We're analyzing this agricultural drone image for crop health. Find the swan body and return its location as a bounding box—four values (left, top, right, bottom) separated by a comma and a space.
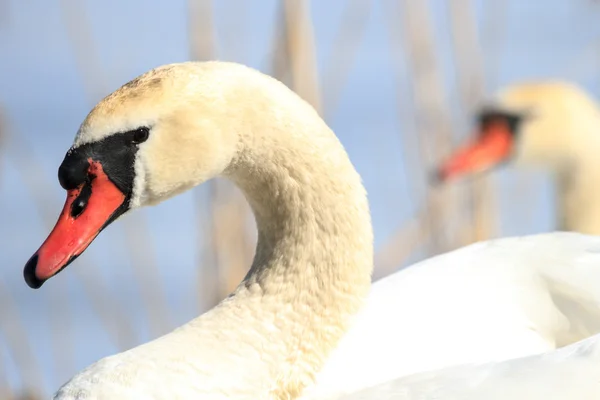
53, 231, 600, 400
304, 231, 600, 398
23, 62, 600, 399
337, 331, 600, 400
438, 81, 600, 234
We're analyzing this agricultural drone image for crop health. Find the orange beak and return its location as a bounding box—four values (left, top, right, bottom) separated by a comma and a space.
436, 120, 514, 182
23, 160, 126, 288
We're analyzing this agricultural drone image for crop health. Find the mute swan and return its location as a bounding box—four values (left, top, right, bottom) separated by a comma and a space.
436, 81, 600, 235
22, 63, 600, 399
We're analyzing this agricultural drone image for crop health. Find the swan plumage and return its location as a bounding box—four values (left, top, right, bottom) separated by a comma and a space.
21, 62, 600, 399
306, 231, 600, 398
338, 329, 600, 399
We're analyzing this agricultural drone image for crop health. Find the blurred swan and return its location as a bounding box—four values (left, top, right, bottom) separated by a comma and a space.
437, 81, 600, 235
22, 62, 600, 399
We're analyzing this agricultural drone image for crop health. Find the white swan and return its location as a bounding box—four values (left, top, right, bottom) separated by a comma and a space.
23, 62, 600, 399
437, 81, 600, 234
338, 323, 600, 399
305, 231, 600, 399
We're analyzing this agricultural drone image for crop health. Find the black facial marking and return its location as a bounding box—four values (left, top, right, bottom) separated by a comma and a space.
476, 108, 526, 138
58, 127, 150, 201
58, 149, 89, 191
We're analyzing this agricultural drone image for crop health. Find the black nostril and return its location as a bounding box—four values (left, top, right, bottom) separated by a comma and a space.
71, 197, 86, 218
23, 254, 44, 289
71, 181, 93, 218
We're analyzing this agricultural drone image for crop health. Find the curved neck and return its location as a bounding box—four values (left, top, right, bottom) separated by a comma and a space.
557, 157, 600, 235
518, 96, 600, 235
229, 120, 373, 397
163, 113, 373, 398
551, 108, 600, 235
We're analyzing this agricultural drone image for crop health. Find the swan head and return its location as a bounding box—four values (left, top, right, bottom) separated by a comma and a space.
435, 81, 599, 182
23, 62, 260, 289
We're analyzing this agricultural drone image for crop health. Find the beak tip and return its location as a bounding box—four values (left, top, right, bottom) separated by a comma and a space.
23, 254, 45, 289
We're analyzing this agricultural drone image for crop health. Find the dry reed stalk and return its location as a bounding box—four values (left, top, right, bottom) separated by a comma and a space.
194, 185, 255, 308
374, 194, 483, 279
59, 0, 172, 338
0, 106, 76, 380
0, 106, 3, 184
188, 0, 255, 302
195, 181, 252, 308
0, 112, 16, 400
377, 0, 434, 275
447, 0, 496, 244
187, 0, 324, 305
402, 0, 460, 254
188, 0, 217, 62
11, 391, 43, 400
198, 181, 222, 309
0, 278, 44, 394
2, 118, 137, 353
236, 196, 256, 280
373, 207, 428, 280
274, 0, 322, 114
270, 0, 292, 85
187, 0, 224, 310
192, 0, 324, 304
321, 0, 373, 118
480, 0, 508, 92
211, 182, 254, 298
1, 111, 45, 400
57, 0, 107, 102
0, 348, 10, 400
191, 49, 255, 303
195, 0, 254, 300
0, 389, 11, 400
121, 216, 173, 335
381, 0, 458, 260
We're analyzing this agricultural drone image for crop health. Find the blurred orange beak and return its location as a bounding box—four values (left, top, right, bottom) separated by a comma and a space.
436, 121, 514, 182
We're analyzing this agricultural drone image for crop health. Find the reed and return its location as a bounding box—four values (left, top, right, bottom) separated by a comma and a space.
321, 0, 373, 119
271, 0, 322, 114
187, 0, 225, 310
447, 0, 496, 244
0, 277, 43, 396
0, 111, 71, 387
378, 0, 457, 269
58, 0, 172, 340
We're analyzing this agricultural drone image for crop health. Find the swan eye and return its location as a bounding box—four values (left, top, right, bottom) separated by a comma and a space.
131, 127, 150, 144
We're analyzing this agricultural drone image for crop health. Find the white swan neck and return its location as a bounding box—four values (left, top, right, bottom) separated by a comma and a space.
550, 109, 600, 234
175, 94, 373, 397
557, 156, 600, 235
